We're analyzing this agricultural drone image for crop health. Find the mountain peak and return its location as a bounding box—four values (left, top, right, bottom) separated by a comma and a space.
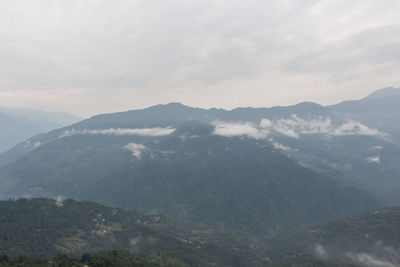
146, 102, 195, 112
365, 87, 400, 99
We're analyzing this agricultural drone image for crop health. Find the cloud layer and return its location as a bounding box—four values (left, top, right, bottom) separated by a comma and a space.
264, 115, 387, 139
213, 116, 387, 140
0, 0, 399, 115
60, 127, 175, 137
213, 122, 269, 139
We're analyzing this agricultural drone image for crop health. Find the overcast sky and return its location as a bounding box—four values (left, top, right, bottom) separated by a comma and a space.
0, 0, 399, 116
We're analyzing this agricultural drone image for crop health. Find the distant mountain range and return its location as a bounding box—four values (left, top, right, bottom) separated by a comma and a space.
1, 87, 399, 237
0, 88, 400, 266
0, 107, 81, 153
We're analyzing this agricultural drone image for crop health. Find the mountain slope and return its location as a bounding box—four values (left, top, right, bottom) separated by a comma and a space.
265, 206, 400, 266
0, 198, 264, 266
0, 112, 45, 153
330, 87, 400, 145
0, 121, 381, 235
0, 108, 81, 154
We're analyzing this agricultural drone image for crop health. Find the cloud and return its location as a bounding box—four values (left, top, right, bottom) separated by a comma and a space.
124, 143, 147, 159
268, 117, 302, 138
261, 115, 387, 139
367, 156, 381, 165
60, 127, 175, 137
272, 142, 292, 152
345, 244, 400, 267
213, 121, 269, 139
269, 138, 296, 152
314, 244, 328, 258
212, 116, 387, 142
0, 1, 400, 115
346, 252, 397, 267
333, 121, 387, 138
55, 196, 64, 207
23, 140, 41, 149
260, 118, 272, 128
314, 242, 400, 267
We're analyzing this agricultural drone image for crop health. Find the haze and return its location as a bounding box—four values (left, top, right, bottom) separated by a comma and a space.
0, 0, 399, 117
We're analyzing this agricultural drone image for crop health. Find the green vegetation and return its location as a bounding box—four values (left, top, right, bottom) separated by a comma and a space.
0, 122, 380, 235
264, 207, 400, 263
0, 198, 264, 266
266, 254, 360, 267
0, 251, 158, 267
0, 198, 400, 266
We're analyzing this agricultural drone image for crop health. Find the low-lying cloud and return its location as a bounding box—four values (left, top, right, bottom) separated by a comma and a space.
314, 242, 400, 267
23, 140, 42, 149
213, 121, 269, 139
269, 138, 296, 152
346, 252, 397, 267
60, 127, 175, 137
367, 156, 381, 165
124, 143, 147, 159
314, 244, 328, 258
212, 116, 387, 141
262, 115, 387, 139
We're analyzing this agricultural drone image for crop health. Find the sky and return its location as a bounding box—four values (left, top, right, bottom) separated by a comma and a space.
0, 0, 399, 117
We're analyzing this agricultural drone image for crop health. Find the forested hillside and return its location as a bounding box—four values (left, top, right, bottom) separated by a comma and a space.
0, 198, 264, 266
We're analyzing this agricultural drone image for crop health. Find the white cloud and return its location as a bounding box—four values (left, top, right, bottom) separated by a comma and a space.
314, 241, 400, 267
213, 116, 387, 141
272, 142, 293, 152
55, 196, 64, 207
314, 244, 328, 258
60, 127, 175, 137
261, 115, 387, 139
269, 117, 301, 139
179, 134, 199, 142
269, 138, 295, 152
124, 143, 147, 159
367, 155, 381, 165
260, 118, 272, 128
333, 121, 387, 138
213, 121, 269, 139
347, 243, 400, 267
346, 252, 397, 267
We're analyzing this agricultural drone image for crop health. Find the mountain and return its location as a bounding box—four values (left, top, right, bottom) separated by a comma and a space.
264, 206, 400, 266
0, 112, 45, 153
0, 120, 381, 235
0, 107, 82, 128
0, 198, 264, 266
2, 198, 398, 267
0, 108, 81, 153
1, 87, 399, 232
269, 130, 400, 204
330, 87, 400, 145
